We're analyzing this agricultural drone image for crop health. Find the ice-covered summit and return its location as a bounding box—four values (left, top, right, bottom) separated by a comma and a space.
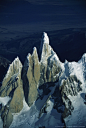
42, 32, 49, 44
40, 32, 50, 59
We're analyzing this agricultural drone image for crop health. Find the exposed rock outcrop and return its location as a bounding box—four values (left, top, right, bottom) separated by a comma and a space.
59, 75, 82, 118
22, 32, 62, 106
0, 57, 24, 113
0, 57, 24, 127
22, 48, 40, 106
1, 106, 13, 128
39, 32, 61, 84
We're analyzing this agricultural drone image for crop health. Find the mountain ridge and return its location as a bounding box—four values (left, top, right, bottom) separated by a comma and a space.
0, 32, 86, 128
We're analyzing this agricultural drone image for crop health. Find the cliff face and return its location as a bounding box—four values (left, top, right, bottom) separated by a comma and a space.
60, 75, 82, 118
0, 32, 85, 128
22, 32, 62, 106
0, 57, 24, 128
0, 57, 24, 112
22, 48, 40, 106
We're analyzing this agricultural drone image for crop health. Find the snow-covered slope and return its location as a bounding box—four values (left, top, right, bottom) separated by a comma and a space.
0, 32, 86, 128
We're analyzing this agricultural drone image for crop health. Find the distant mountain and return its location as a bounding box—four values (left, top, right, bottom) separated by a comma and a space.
0, 32, 86, 128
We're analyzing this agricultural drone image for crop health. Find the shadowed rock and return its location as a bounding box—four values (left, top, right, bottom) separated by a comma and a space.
59, 75, 82, 118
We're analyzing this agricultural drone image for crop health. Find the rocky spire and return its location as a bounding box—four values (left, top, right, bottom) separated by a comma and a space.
0, 57, 24, 128
22, 32, 62, 106
0, 57, 24, 112
22, 47, 40, 106
41, 32, 49, 44
40, 32, 50, 60
39, 32, 61, 85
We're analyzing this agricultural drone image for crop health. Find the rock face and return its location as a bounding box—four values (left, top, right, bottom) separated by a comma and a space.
22, 32, 62, 106
59, 75, 82, 118
22, 48, 40, 106
0, 57, 24, 128
39, 32, 61, 84
0, 57, 24, 113
1, 106, 13, 128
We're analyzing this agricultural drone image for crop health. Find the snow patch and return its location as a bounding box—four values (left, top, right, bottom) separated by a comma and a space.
0, 96, 11, 106
10, 99, 39, 128
46, 99, 54, 113
42, 32, 49, 44
65, 89, 86, 127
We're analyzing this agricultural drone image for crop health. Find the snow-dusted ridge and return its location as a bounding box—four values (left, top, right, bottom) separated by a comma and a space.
0, 32, 86, 128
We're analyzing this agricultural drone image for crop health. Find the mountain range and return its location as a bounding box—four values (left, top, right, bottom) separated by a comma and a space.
0, 32, 86, 128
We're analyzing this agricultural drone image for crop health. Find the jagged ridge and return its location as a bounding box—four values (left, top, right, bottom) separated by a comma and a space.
0, 32, 85, 128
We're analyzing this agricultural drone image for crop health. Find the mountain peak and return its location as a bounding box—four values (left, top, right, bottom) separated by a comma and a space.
0, 32, 86, 128
42, 32, 49, 44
